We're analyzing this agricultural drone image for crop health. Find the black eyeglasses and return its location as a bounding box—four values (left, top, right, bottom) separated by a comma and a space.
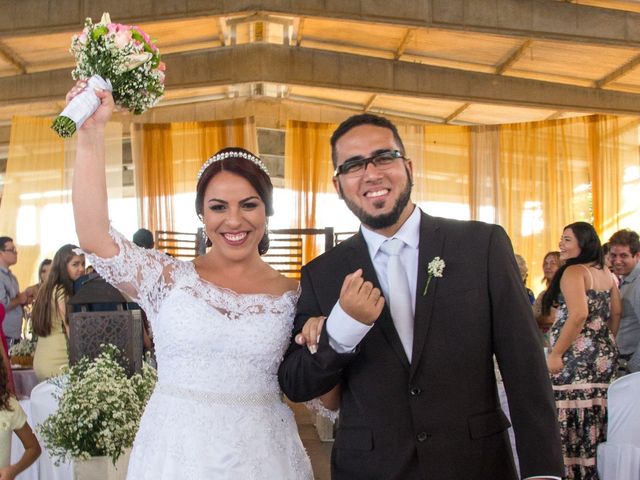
334, 150, 406, 177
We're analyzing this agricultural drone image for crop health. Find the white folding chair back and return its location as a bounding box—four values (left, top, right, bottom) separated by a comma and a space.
597, 372, 640, 480
29, 379, 74, 480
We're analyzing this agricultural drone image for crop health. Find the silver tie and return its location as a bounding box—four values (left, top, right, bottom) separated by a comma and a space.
379, 238, 414, 362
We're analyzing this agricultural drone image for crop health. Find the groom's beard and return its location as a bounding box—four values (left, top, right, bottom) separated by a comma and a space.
339, 171, 413, 230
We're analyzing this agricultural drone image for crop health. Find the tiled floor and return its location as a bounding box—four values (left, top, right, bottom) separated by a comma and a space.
290, 401, 333, 480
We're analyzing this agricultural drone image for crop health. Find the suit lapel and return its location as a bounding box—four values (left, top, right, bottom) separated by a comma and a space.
410, 213, 444, 379
347, 232, 410, 370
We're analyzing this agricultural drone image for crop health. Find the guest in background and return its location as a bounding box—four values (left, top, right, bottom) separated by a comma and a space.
533, 251, 563, 345
608, 229, 640, 374
0, 237, 35, 347
37, 259, 52, 286
31, 245, 85, 381
515, 253, 536, 304
0, 305, 14, 395
542, 222, 620, 479
602, 242, 619, 287
0, 356, 40, 478
132, 228, 154, 249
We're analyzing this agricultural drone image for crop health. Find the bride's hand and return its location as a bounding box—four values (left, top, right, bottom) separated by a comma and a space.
295, 316, 326, 354
65, 80, 114, 131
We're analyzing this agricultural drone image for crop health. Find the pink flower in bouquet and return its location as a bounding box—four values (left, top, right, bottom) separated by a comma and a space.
114, 28, 133, 49
157, 61, 166, 72
74, 29, 89, 45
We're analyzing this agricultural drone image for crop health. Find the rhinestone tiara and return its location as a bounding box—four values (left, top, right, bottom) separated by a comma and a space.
196, 150, 269, 181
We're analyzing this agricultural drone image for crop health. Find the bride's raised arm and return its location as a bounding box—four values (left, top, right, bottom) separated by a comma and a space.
68, 83, 174, 313
70, 82, 119, 258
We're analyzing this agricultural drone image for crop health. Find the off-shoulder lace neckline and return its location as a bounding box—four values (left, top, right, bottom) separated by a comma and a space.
187, 261, 300, 300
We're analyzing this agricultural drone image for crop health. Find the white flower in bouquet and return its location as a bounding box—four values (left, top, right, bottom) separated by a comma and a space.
38, 345, 157, 464
51, 12, 165, 137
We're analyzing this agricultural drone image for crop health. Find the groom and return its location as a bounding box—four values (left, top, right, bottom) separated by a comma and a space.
278, 114, 564, 480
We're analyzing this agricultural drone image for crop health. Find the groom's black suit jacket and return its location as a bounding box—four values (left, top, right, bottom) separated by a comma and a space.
278, 212, 564, 480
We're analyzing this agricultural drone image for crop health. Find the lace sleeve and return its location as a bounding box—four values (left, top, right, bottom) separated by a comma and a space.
304, 398, 339, 422
82, 226, 177, 316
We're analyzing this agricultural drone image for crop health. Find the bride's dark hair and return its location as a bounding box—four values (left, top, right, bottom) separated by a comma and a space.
195, 148, 273, 255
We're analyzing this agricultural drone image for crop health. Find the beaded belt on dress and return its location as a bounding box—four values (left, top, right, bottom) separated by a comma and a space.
155, 383, 283, 406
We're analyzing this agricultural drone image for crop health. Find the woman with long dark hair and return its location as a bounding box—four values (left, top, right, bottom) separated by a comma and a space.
542, 222, 620, 479
31, 244, 85, 381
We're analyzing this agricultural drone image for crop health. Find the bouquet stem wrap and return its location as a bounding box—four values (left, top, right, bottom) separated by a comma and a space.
51, 75, 113, 138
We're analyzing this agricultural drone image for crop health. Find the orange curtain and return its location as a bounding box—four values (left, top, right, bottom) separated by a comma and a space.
284, 120, 336, 263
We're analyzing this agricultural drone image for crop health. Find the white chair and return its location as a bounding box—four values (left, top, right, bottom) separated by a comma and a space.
29, 379, 74, 480
597, 372, 640, 480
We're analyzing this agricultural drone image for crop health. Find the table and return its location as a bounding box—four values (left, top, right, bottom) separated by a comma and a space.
11, 368, 38, 399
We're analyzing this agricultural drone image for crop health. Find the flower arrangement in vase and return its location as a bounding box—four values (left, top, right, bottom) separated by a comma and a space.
38, 344, 156, 466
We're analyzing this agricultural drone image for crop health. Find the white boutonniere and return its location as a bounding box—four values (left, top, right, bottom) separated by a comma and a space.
423, 257, 445, 296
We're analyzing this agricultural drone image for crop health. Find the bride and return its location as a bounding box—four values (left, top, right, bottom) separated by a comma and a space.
68, 83, 326, 479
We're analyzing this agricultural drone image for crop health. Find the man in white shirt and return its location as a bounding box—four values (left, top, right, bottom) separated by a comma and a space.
278, 114, 564, 479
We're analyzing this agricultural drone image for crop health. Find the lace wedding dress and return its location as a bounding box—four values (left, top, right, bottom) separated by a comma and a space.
87, 228, 313, 480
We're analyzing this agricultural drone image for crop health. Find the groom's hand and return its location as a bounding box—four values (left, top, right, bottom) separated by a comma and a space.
339, 269, 385, 325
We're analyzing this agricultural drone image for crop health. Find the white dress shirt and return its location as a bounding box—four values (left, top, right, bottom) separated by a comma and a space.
326, 206, 420, 352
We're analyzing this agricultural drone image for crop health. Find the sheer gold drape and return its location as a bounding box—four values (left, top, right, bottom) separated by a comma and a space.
284, 120, 336, 262
497, 118, 592, 292
1, 117, 122, 286
131, 118, 258, 234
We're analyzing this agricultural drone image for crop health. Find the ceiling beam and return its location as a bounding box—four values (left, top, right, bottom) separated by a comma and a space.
395, 28, 416, 60
594, 53, 640, 88
0, 41, 26, 74
3, 44, 640, 116
495, 40, 532, 75
3, 0, 640, 48
364, 94, 378, 111
445, 103, 471, 123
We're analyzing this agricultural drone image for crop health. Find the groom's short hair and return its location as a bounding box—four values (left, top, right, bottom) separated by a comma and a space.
330, 113, 406, 168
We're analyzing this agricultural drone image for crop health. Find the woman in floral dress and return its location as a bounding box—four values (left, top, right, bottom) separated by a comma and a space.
542, 222, 621, 479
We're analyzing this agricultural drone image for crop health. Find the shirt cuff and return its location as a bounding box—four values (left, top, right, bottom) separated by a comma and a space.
326, 301, 373, 353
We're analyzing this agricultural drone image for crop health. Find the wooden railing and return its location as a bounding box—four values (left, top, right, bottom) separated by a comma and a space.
155, 227, 337, 278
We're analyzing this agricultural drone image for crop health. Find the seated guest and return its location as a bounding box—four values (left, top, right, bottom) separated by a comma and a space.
32, 245, 85, 381
532, 251, 563, 345
0, 356, 40, 478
